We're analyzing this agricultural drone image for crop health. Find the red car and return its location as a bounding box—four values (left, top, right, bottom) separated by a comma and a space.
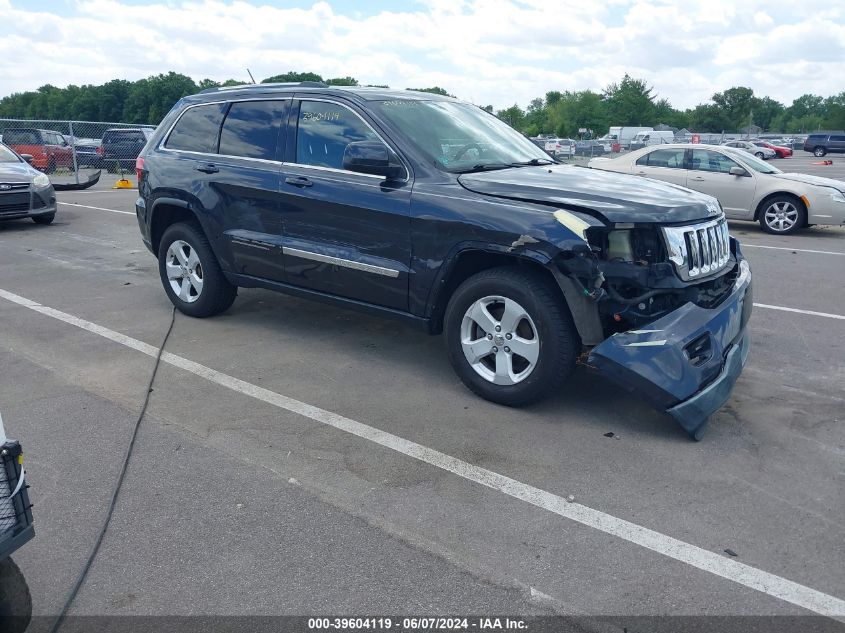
752, 140, 792, 158
2, 127, 74, 172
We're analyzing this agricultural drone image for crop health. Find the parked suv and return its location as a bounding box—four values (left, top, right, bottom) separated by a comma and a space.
100, 127, 154, 172
803, 133, 845, 157
2, 128, 74, 173
136, 83, 753, 439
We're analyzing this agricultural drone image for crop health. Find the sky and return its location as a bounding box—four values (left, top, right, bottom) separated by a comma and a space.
0, 0, 843, 111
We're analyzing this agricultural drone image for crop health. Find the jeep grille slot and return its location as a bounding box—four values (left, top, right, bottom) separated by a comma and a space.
662, 216, 730, 281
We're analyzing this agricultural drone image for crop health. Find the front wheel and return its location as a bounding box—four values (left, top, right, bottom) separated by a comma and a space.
754, 152, 764, 159
759, 196, 806, 235
32, 213, 55, 225
158, 222, 237, 317
444, 267, 579, 406
813, 147, 827, 157
0, 557, 32, 633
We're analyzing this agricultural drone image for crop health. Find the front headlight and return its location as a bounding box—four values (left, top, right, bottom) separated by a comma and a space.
830, 189, 845, 204
32, 173, 50, 189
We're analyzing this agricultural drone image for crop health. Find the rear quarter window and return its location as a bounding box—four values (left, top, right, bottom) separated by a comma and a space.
165, 103, 228, 153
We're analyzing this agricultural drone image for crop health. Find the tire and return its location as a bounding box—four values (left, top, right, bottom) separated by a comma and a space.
0, 557, 32, 633
754, 152, 764, 159
444, 266, 579, 406
32, 213, 55, 225
813, 146, 826, 157
758, 195, 806, 235
158, 222, 237, 317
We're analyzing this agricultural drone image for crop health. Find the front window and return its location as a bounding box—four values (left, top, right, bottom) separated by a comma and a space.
0, 144, 22, 163
295, 100, 380, 170
725, 149, 781, 174
371, 99, 551, 173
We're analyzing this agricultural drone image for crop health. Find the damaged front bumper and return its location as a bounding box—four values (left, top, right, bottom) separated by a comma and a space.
588, 243, 752, 440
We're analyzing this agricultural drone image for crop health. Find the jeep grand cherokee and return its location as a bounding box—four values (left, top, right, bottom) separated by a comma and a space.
135, 83, 753, 440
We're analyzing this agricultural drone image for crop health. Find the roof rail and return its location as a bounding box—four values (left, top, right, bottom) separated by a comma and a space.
199, 81, 328, 94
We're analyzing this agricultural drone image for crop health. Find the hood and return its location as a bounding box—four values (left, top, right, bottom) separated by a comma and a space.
458, 164, 719, 224
0, 162, 37, 181
772, 172, 845, 193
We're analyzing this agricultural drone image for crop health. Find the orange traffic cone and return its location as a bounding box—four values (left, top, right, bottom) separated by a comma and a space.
812, 160, 833, 165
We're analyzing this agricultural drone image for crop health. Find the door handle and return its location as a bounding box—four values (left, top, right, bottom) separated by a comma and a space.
285, 176, 313, 188
195, 163, 218, 174
690, 176, 705, 181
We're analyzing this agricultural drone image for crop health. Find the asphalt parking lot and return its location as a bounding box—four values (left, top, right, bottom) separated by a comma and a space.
1, 153, 844, 629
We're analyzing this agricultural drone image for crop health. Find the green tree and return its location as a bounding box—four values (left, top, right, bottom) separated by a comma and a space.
689, 103, 731, 132
750, 96, 784, 131
711, 86, 756, 130
262, 71, 324, 83
326, 76, 359, 86
602, 74, 656, 125
548, 90, 608, 137
406, 86, 454, 97
496, 104, 525, 128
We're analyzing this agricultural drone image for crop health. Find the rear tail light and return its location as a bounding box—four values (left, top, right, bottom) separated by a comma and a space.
96, 146, 104, 156
136, 156, 146, 183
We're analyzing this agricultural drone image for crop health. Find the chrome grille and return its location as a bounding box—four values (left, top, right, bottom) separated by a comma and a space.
662, 215, 731, 281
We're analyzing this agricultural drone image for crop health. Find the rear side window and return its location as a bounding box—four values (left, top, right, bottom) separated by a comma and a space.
165, 103, 227, 153
219, 100, 287, 160
636, 148, 685, 168
296, 100, 379, 170
830, 135, 845, 142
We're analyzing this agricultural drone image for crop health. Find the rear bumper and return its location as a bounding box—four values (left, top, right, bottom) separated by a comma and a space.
588, 242, 752, 439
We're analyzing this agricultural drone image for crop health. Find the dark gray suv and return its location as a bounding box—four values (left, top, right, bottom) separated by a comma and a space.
803, 132, 845, 157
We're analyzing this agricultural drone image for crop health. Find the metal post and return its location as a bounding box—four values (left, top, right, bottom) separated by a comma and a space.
68, 121, 80, 186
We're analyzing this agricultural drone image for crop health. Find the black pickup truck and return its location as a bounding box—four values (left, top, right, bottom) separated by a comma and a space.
135, 83, 752, 439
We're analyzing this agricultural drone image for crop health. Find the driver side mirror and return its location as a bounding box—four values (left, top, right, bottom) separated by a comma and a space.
342, 141, 404, 180
20, 154, 33, 164
729, 166, 749, 177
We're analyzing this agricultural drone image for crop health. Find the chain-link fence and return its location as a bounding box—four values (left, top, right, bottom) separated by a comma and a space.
0, 118, 156, 188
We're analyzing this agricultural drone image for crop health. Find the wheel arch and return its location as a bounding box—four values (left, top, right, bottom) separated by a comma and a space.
149, 198, 204, 253
753, 191, 807, 225
425, 246, 568, 335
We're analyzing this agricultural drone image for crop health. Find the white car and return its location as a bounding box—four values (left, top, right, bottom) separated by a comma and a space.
722, 140, 776, 160
588, 144, 845, 234
544, 138, 575, 158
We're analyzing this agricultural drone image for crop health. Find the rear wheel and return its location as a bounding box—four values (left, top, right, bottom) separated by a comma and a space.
158, 222, 237, 317
32, 213, 55, 225
759, 195, 805, 235
754, 151, 764, 159
813, 146, 827, 157
444, 267, 579, 406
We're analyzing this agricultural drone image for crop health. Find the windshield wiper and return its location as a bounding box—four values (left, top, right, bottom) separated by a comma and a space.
454, 163, 511, 174
507, 158, 555, 167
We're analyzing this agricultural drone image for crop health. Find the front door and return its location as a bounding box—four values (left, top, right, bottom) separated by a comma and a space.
688, 149, 757, 219
278, 97, 412, 311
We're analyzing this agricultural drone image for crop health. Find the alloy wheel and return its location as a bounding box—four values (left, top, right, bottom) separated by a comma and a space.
764, 201, 799, 233
460, 296, 539, 385
165, 239, 204, 303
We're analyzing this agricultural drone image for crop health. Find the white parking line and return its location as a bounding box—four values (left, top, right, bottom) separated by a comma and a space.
754, 304, 845, 321
57, 201, 135, 216
743, 244, 845, 256
1, 286, 843, 618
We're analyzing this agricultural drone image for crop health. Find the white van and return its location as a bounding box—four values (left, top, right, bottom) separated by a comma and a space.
631, 130, 674, 147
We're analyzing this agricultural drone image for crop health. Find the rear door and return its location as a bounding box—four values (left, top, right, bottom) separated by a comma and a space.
632, 147, 688, 186
829, 134, 845, 153
278, 96, 412, 310
211, 99, 290, 281
688, 149, 756, 219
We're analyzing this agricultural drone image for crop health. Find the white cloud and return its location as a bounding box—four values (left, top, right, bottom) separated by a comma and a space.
0, 0, 842, 112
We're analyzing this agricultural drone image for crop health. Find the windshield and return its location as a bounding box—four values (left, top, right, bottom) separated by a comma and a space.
371, 99, 551, 173
726, 149, 781, 174
0, 144, 22, 163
